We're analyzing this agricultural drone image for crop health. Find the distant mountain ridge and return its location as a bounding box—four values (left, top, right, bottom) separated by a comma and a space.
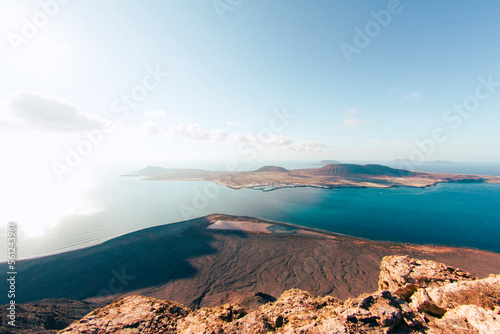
254, 166, 290, 173
315, 159, 341, 165
132, 163, 413, 178
128, 163, 500, 190
132, 166, 167, 174
314, 163, 415, 177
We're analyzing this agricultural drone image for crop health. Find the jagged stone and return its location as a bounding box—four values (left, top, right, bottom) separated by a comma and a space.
222, 312, 271, 334
428, 315, 480, 334
410, 274, 500, 316
59, 295, 189, 334
411, 289, 447, 316
336, 290, 424, 333
431, 305, 500, 334
58, 257, 500, 334
177, 303, 246, 333
448, 305, 500, 334
257, 289, 342, 332
0, 299, 106, 334
378, 255, 477, 301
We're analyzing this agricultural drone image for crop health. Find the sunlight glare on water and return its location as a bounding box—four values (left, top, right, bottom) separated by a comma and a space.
0, 166, 100, 238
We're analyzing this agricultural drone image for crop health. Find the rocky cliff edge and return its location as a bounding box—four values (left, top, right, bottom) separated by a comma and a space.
59, 255, 500, 333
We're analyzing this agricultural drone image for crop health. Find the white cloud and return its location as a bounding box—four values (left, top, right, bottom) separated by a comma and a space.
260, 134, 292, 145
232, 132, 292, 146
144, 110, 167, 119
3, 91, 105, 132
168, 123, 229, 141
288, 140, 325, 152
0, 121, 11, 131
135, 121, 300, 149
226, 121, 241, 127
340, 108, 373, 128
210, 129, 229, 141
400, 92, 421, 100
138, 120, 167, 138
0, 102, 21, 131
233, 132, 253, 143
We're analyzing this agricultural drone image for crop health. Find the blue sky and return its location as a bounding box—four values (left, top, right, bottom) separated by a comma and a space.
1, 0, 500, 179
1, 0, 500, 237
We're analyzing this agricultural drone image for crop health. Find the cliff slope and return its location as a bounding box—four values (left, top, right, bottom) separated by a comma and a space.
59, 256, 500, 333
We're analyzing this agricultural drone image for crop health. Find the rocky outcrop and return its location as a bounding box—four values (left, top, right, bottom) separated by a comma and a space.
0, 299, 106, 334
378, 255, 478, 289
58, 256, 500, 333
411, 274, 500, 316
378, 255, 477, 300
434, 305, 500, 333
59, 296, 189, 334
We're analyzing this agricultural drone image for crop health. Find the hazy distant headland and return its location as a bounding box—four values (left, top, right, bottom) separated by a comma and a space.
128, 163, 500, 191
311, 159, 342, 165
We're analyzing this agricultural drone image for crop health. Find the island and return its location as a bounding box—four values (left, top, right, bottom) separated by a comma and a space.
128, 163, 500, 191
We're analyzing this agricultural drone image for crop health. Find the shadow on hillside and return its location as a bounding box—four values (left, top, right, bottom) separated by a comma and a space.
5, 217, 247, 304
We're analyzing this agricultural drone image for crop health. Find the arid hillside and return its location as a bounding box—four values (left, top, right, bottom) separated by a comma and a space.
131, 164, 500, 190
59, 256, 500, 333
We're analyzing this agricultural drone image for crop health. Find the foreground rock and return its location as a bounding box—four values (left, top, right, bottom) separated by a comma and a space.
378, 255, 478, 300
0, 299, 106, 334
59, 256, 500, 333
433, 305, 500, 333
411, 274, 500, 317
59, 296, 189, 334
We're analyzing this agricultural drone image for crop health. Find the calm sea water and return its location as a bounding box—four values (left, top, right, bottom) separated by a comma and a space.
7, 162, 500, 260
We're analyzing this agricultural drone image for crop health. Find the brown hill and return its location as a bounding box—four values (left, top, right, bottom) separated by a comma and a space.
135, 164, 500, 189
3, 214, 499, 313
59, 256, 500, 333
254, 166, 290, 173
314, 163, 416, 177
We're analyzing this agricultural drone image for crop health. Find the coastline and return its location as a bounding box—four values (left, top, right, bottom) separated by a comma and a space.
3, 213, 499, 309
131, 164, 500, 191
6, 212, 500, 263
6, 190, 500, 263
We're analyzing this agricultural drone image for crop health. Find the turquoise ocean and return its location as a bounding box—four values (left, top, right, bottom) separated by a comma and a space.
9, 162, 500, 260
